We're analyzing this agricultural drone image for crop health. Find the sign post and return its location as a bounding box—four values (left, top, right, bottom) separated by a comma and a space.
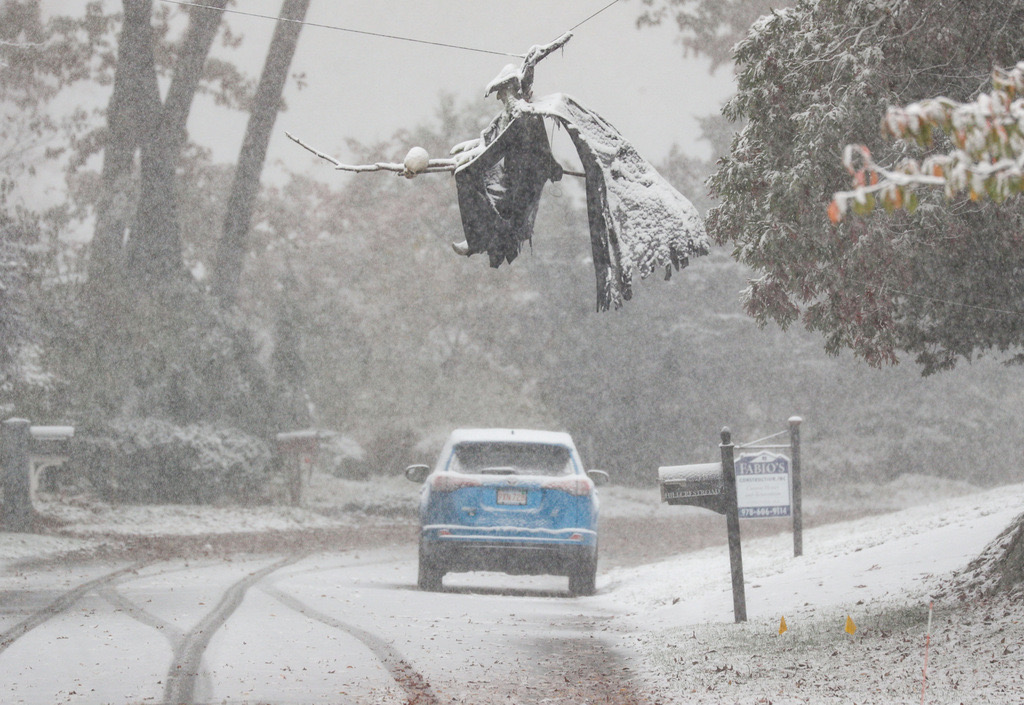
720, 427, 747, 623
789, 416, 803, 557
658, 419, 805, 622
734, 417, 805, 558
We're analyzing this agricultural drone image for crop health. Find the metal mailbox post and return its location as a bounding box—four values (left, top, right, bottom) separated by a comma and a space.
658, 428, 747, 623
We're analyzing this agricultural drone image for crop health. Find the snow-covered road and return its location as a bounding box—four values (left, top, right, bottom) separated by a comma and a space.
1, 476, 1021, 704
0, 545, 643, 705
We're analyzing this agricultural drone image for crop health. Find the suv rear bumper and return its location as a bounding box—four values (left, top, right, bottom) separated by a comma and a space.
421, 530, 597, 576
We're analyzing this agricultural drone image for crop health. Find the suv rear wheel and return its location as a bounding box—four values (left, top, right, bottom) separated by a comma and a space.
568, 551, 597, 596
417, 541, 444, 591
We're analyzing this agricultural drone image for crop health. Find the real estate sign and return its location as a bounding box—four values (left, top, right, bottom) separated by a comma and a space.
735, 451, 791, 519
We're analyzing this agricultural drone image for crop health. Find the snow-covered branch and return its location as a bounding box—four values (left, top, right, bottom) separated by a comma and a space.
517, 32, 572, 99
830, 61, 1024, 222
285, 132, 457, 178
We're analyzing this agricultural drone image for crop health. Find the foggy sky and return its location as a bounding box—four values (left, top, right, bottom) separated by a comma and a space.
191, 0, 735, 174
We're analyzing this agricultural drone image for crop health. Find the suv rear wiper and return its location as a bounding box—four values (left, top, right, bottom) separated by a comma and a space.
477, 466, 517, 475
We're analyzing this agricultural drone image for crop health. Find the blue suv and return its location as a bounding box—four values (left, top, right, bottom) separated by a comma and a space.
405, 429, 608, 595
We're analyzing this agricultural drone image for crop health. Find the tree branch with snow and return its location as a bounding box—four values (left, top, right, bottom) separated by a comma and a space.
831, 61, 1024, 222
285, 132, 458, 177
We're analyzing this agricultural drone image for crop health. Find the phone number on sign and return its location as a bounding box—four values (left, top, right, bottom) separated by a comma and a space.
739, 506, 791, 518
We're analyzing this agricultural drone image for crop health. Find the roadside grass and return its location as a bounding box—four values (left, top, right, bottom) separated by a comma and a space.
639, 599, 960, 704
635, 582, 1024, 705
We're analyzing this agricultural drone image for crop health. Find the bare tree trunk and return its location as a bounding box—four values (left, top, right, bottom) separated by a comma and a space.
212, 0, 310, 306
87, 0, 161, 292
127, 0, 227, 290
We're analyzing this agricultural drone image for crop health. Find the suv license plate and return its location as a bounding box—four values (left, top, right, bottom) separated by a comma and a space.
496, 488, 528, 505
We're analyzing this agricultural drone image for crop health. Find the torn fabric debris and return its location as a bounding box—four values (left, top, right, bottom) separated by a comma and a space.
454, 93, 709, 310
454, 113, 563, 268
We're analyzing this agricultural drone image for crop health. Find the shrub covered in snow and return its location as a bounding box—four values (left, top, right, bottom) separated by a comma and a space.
72, 418, 272, 504
316, 431, 368, 479
363, 426, 418, 477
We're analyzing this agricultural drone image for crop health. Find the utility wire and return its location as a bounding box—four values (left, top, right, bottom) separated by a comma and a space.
890, 288, 1024, 318
160, 0, 624, 59
159, 0, 524, 57
567, 0, 622, 33
848, 277, 1024, 318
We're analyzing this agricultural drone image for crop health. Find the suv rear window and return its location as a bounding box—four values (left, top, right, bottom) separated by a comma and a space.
449, 442, 574, 476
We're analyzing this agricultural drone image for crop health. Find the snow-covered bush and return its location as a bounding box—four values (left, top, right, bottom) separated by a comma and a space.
316, 431, 368, 479
72, 418, 272, 504
363, 426, 418, 477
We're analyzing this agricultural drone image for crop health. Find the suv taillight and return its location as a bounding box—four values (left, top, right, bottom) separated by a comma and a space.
430, 473, 483, 492
541, 475, 593, 497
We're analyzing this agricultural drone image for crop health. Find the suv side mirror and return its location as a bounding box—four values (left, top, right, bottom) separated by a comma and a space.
405, 464, 430, 483
587, 469, 610, 486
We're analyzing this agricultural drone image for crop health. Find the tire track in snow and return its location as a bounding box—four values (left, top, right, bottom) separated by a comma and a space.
97, 585, 186, 647
263, 585, 441, 705
0, 562, 145, 655
161, 554, 304, 705
98, 586, 216, 703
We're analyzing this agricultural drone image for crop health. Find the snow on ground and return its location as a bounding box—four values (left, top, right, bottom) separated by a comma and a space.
45, 500, 349, 537
599, 482, 1024, 704
0, 473, 415, 566
2, 472, 1022, 703
603, 483, 1023, 618
0, 531, 98, 565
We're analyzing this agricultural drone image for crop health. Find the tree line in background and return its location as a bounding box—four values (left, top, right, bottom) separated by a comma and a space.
2, 0, 308, 501
3, 0, 1024, 511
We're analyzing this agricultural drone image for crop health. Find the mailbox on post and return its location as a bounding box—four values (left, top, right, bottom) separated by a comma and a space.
657, 428, 747, 623
276, 430, 319, 506
2, 420, 75, 531
658, 461, 725, 514
29, 425, 75, 497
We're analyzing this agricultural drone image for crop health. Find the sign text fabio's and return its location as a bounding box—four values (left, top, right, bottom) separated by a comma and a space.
735, 451, 791, 519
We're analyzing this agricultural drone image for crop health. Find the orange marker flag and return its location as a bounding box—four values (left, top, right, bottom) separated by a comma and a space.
845, 615, 857, 635
778, 616, 788, 635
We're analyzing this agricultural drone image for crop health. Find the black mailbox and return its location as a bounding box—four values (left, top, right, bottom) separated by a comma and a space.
658, 461, 725, 514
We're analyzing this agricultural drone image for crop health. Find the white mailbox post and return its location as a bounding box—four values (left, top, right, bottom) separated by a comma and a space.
276, 430, 320, 506
1, 420, 74, 531
29, 425, 75, 500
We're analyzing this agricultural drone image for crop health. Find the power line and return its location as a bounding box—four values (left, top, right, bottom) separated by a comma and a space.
893, 288, 1024, 318
160, 0, 625, 59
847, 277, 1024, 318
158, 0, 524, 58
567, 0, 623, 33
